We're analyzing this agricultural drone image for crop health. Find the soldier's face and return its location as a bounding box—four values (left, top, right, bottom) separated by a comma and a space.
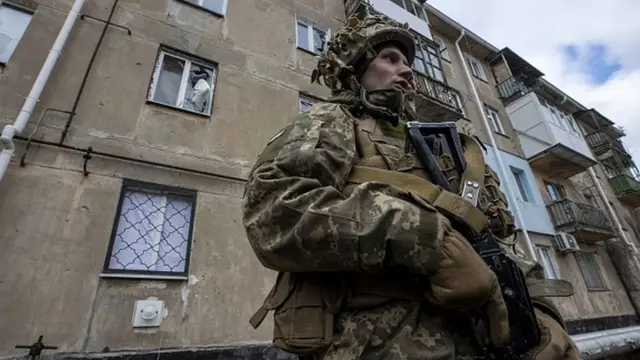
360, 45, 414, 92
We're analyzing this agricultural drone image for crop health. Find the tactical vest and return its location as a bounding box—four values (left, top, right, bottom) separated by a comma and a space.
249, 113, 516, 356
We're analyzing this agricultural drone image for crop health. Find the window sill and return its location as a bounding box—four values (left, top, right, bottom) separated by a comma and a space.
177, 0, 226, 18
146, 99, 212, 119
586, 287, 610, 293
100, 272, 189, 281
297, 46, 322, 57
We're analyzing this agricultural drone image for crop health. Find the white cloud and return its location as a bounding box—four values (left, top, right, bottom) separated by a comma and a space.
428, 0, 640, 166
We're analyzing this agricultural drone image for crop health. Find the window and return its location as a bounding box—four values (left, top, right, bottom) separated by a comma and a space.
180, 0, 228, 16
413, 40, 445, 82
466, 55, 487, 81
432, 35, 450, 61
148, 49, 217, 115
575, 252, 608, 291
484, 105, 505, 134
104, 180, 197, 276
296, 17, 329, 54
536, 245, 561, 279
0, 4, 33, 64
299, 95, 317, 113
544, 181, 565, 202
511, 166, 531, 202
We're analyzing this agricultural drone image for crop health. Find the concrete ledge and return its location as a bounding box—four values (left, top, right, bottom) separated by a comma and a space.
9, 344, 297, 360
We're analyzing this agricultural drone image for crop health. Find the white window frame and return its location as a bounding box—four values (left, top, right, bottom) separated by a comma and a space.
535, 245, 561, 280
295, 16, 330, 55
147, 49, 218, 116
390, 0, 428, 22
103, 181, 197, 278
432, 35, 450, 61
466, 55, 487, 81
0, 3, 34, 64
510, 166, 531, 203
484, 105, 505, 134
179, 0, 228, 16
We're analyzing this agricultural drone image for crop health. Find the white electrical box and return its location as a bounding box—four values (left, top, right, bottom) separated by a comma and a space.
132, 299, 164, 328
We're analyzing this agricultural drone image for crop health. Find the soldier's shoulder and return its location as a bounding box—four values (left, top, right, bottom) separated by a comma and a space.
302, 102, 354, 123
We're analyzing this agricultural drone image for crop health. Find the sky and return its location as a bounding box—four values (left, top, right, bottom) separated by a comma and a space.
428, 0, 640, 170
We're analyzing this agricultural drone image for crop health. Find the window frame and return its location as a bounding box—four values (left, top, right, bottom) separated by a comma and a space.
466, 55, 487, 81
295, 16, 330, 55
413, 39, 446, 83
432, 35, 450, 62
102, 179, 198, 279
451, 91, 465, 116
535, 245, 562, 279
178, 0, 228, 17
510, 166, 531, 203
0, 2, 34, 65
390, 0, 428, 22
147, 48, 218, 116
484, 105, 506, 134
575, 251, 609, 291
544, 181, 565, 203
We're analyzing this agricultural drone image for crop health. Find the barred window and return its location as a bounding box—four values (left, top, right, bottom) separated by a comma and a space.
104, 181, 197, 277
575, 251, 608, 291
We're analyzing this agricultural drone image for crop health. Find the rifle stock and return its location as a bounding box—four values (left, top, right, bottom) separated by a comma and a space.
404, 121, 540, 359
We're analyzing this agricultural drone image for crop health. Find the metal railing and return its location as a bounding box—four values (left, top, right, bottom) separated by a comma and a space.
496, 76, 532, 103
546, 198, 613, 233
585, 132, 628, 155
609, 174, 640, 197
413, 72, 463, 114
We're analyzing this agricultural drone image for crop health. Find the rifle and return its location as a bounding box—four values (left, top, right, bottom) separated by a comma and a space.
404, 121, 540, 359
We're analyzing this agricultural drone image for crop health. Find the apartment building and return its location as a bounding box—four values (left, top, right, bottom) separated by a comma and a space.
0, 0, 639, 359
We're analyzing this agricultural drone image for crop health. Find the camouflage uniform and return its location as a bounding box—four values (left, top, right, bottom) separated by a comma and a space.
243, 9, 579, 360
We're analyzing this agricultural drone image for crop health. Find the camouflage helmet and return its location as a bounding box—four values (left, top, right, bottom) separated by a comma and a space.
311, 8, 416, 92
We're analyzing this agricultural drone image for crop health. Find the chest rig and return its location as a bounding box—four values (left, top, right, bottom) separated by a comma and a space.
345, 116, 515, 237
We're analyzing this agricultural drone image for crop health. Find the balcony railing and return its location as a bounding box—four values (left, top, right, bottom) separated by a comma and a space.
414, 72, 463, 115
609, 174, 640, 208
586, 132, 628, 155
546, 198, 614, 242
496, 76, 532, 104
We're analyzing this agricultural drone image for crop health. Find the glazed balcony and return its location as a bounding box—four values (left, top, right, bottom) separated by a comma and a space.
546, 199, 615, 244
344, 0, 432, 40
609, 174, 640, 208
413, 72, 464, 121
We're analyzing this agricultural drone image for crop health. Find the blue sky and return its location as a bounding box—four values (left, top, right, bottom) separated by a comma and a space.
429, 0, 640, 169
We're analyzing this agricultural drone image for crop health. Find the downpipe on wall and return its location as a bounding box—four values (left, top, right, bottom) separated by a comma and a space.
453, 30, 538, 262
0, 0, 87, 183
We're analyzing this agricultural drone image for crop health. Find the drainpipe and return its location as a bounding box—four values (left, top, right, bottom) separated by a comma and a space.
0, 0, 86, 183
453, 30, 537, 261
587, 167, 640, 261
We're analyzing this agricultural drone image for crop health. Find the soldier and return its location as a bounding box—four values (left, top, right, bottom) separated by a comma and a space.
242, 8, 579, 360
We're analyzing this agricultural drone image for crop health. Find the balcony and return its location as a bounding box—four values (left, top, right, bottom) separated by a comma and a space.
345, 0, 432, 40
546, 199, 615, 243
488, 47, 544, 105
413, 72, 464, 121
505, 93, 597, 178
585, 132, 634, 171
609, 174, 640, 208
496, 76, 533, 105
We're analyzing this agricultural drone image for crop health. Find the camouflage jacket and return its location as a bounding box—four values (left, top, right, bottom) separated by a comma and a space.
242, 102, 574, 359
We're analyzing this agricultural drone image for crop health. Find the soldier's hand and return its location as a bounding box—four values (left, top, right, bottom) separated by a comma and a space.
423, 217, 510, 348
525, 309, 580, 360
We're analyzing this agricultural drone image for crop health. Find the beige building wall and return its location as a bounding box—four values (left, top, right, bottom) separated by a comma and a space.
0, 0, 344, 356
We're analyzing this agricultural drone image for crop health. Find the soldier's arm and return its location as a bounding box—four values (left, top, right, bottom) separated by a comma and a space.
482, 164, 573, 329
242, 105, 444, 274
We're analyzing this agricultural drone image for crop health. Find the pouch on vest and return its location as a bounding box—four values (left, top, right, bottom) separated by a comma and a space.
249, 272, 346, 356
